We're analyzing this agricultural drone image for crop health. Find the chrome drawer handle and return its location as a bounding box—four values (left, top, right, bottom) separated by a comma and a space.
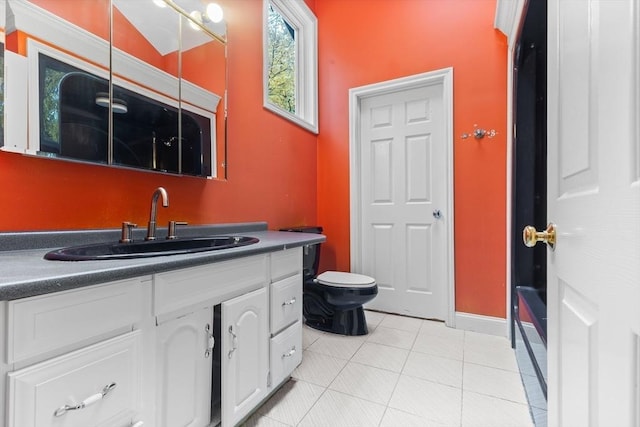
53, 382, 117, 417
282, 297, 296, 306
228, 325, 238, 359
282, 346, 296, 358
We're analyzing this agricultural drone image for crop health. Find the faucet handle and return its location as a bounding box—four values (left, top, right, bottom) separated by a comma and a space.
120, 222, 137, 243
167, 221, 188, 240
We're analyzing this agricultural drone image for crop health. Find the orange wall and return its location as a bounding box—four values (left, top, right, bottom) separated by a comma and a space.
0, 0, 317, 232
315, 0, 508, 317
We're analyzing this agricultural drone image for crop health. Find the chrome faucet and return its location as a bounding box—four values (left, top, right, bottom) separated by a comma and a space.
146, 187, 169, 240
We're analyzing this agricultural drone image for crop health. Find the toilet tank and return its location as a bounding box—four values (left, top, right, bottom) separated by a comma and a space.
279, 226, 323, 282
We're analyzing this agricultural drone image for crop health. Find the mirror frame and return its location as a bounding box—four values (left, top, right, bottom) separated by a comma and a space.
263, 0, 318, 134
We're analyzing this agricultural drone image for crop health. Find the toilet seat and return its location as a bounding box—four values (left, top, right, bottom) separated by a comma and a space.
316, 271, 376, 288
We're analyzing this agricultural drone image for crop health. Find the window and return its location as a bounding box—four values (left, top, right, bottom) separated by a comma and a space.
263, 0, 318, 134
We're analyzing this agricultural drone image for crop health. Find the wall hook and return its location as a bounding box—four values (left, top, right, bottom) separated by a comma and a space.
461, 124, 497, 140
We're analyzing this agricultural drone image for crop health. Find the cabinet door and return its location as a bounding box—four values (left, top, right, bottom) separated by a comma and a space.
221, 287, 268, 427
156, 307, 213, 427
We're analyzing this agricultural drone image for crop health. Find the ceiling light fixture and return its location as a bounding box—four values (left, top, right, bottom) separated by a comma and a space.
188, 2, 224, 31
152, 0, 167, 8
205, 3, 224, 23
95, 92, 128, 114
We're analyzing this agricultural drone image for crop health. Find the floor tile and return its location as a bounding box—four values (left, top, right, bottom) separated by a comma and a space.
257, 314, 535, 427
302, 325, 325, 350
329, 361, 400, 404
240, 412, 292, 427
519, 373, 547, 410
364, 309, 386, 329
305, 333, 365, 360
298, 390, 386, 427
291, 350, 348, 387
379, 313, 424, 332
464, 332, 519, 372
463, 362, 528, 404
380, 408, 459, 427
403, 351, 463, 388
366, 325, 418, 349
420, 320, 465, 338
413, 330, 464, 360
388, 375, 462, 425
257, 379, 324, 426
461, 390, 534, 427
351, 342, 410, 372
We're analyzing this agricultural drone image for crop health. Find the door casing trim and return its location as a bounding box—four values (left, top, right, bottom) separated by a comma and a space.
348, 68, 455, 326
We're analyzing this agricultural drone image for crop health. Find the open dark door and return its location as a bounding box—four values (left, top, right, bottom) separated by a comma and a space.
511, 0, 548, 422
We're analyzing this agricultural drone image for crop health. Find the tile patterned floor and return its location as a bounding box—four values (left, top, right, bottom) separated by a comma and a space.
242, 311, 535, 427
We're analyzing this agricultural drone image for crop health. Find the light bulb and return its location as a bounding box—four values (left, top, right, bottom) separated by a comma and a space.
152, 0, 167, 8
205, 3, 224, 23
189, 10, 203, 31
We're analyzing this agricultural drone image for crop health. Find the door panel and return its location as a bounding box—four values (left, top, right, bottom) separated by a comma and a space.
547, 1, 640, 425
360, 81, 448, 319
221, 287, 268, 427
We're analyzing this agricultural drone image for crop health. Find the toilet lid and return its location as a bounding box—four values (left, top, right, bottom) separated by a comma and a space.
316, 271, 376, 288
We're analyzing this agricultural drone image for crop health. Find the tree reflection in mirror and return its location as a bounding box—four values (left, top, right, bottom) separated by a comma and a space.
267, 4, 296, 114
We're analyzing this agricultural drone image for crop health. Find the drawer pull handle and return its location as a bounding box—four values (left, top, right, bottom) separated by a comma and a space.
53, 382, 117, 417
228, 325, 238, 359
282, 297, 296, 306
282, 346, 296, 358
205, 323, 215, 358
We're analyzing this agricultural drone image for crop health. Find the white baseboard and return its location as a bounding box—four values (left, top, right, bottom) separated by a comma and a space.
454, 312, 508, 337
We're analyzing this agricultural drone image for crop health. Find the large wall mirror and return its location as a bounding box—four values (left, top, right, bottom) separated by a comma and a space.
3, 0, 227, 179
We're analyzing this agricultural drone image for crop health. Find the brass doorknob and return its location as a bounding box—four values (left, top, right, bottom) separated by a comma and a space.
523, 223, 556, 250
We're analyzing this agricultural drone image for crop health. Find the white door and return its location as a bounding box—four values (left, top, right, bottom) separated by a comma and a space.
156, 307, 213, 427
221, 287, 268, 427
545, 1, 640, 425
354, 72, 452, 320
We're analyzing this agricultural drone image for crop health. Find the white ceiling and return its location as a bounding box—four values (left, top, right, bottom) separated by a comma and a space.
112, 0, 226, 55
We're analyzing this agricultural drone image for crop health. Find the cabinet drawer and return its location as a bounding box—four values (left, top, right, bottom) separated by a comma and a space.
270, 274, 302, 334
270, 321, 302, 388
270, 248, 302, 282
154, 254, 268, 318
8, 331, 141, 427
8, 278, 145, 364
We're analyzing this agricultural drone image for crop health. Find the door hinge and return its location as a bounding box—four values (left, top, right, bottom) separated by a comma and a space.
267, 371, 272, 387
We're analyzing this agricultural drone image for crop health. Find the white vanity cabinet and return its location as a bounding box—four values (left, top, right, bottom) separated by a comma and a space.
3, 277, 149, 427
155, 307, 214, 427
268, 249, 303, 390
8, 332, 142, 427
1, 246, 306, 427
221, 287, 269, 426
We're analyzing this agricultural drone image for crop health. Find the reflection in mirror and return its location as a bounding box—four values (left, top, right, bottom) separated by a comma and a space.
4, 0, 227, 179
5, 0, 110, 156
0, 41, 4, 146
179, 11, 227, 178
0, 2, 4, 147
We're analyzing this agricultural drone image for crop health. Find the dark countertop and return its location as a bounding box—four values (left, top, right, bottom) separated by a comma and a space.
0, 222, 325, 300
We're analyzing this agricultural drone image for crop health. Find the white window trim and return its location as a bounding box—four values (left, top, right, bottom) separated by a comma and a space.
263, 0, 318, 134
